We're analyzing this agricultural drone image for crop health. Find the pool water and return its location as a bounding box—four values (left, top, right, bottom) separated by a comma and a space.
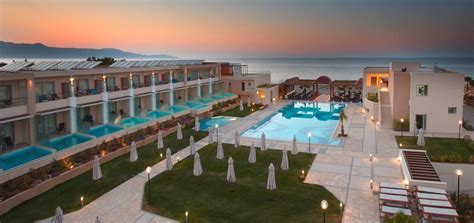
50, 133, 94, 151
89, 124, 124, 137
168, 105, 188, 113
184, 102, 209, 110
211, 95, 226, 100
0, 146, 52, 171
217, 92, 236, 98
241, 102, 345, 145
198, 97, 216, 104
199, 116, 237, 131
121, 116, 151, 128
147, 110, 172, 119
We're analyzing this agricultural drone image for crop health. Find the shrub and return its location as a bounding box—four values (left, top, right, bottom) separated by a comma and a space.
366, 93, 379, 102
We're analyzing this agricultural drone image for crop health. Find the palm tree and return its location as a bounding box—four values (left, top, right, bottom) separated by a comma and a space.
465, 76, 472, 92
339, 111, 348, 137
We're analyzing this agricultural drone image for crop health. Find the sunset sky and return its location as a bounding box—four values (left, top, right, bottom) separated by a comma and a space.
1, 0, 473, 58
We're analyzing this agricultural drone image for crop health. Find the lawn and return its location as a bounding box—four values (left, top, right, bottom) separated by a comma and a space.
143, 143, 342, 223
396, 136, 474, 163
214, 103, 261, 117
0, 127, 208, 223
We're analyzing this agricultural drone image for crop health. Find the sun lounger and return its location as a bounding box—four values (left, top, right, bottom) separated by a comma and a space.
415, 186, 447, 195
380, 205, 412, 217
418, 199, 453, 208
379, 193, 409, 207
380, 182, 406, 190
416, 192, 448, 201
381, 188, 408, 196
421, 206, 458, 222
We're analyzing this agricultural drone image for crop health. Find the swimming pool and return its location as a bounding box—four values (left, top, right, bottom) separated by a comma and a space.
89, 124, 124, 138
121, 116, 151, 128
147, 110, 172, 119
50, 133, 94, 151
199, 116, 237, 131
0, 146, 52, 171
241, 102, 345, 145
168, 105, 188, 113
184, 101, 209, 110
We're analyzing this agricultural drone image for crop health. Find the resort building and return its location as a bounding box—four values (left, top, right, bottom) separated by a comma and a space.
0, 60, 238, 180
220, 63, 278, 105
363, 62, 464, 134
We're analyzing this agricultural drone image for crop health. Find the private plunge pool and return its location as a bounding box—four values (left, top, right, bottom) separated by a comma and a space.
121, 116, 151, 128
49, 133, 94, 151
0, 146, 52, 171
241, 102, 345, 145
184, 101, 209, 110
88, 124, 124, 138
147, 110, 172, 119
168, 105, 188, 113
199, 116, 237, 131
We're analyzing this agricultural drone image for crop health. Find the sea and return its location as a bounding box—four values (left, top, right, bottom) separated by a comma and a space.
1, 57, 473, 83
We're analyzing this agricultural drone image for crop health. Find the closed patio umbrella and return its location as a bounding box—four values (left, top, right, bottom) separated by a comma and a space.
417, 128, 425, 146
53, 206, 63, 223
130, 141, 138, 162
240, 100, 244, 111
248, 142, 256, 163
193, 152, 203, 176
234, 130, 240, 148
166, 148, 173, 171
281, 147, 289, 170
266, 163, 276, 190
194, 117, 200, 131
189, 136, 195, 155
216, 139, 224, 159
260, 132, 266, 151
177, 123, 183, 140
92, 155, 102, 180
226, 157, 236, 183
208, 128, 214, 144
157, 131, 164, 149
292, 135, 298, 155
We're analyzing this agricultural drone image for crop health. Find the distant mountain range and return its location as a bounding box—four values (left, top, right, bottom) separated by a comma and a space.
0, 41, 177, 59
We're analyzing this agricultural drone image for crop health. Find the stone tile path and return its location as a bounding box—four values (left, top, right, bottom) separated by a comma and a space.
40, 102, 404, 223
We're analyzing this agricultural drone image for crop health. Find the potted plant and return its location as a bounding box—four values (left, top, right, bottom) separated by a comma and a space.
338, 111, 348, 137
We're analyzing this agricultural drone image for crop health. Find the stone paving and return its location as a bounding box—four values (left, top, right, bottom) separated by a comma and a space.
40, 101, 405, 223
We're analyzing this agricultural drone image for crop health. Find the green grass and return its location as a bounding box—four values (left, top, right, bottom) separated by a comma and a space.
0, 128, 207, 223
396, 136, 474, 163
214, 104, 260, 117
143, 143, 342, 222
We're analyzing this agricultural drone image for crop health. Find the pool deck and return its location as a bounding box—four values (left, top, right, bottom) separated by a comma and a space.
39, 101, 403, 223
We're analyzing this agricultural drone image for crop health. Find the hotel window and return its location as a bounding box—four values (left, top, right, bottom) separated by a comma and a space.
0, 122, 14, 147
106, 77, 116, 90
35, 82, 55, 101
0, 85, 12, 103
133, 75, 141, 88
77, 79, 89, 92
144, 75, 152, 86
370, 77, 377, 86
448, 107, 457, 114
416, 85, 428, 96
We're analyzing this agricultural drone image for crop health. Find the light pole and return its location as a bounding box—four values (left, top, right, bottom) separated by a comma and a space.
321, 200, 328, 223
215, 124, 219, 141
456, 169, 463, 208
146, 166, 152, 204
400, 118, 404, 138
307, 132, 311, 153
185, 210, 189, 223
458, 120, 462, 139
80, 196, 84, 208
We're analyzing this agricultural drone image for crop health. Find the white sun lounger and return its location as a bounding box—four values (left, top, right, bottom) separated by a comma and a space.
381, 188, 408, 196
422, 206, 458, 217
380, 193, 409, 203
416, 186, 447, 195
416, 192, 448, 201
381, 205, 412, 216
418, 199, 452, 208
380, 182, 406, 190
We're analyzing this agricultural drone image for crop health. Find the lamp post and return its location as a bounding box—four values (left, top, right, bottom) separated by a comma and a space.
215, 124, 219, 141
339, 202, 343, 213
456, 169, 463, 208
400, 118, 404, 138
307, 132, 311, 153
458, 120, 462, 139
80, 196, 84, 207
185, 210, 189, 223
321, 200, 328, 223
146, 166, 152, 204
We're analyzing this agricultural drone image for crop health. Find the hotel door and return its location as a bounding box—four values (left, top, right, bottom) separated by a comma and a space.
415, 114, 426, 130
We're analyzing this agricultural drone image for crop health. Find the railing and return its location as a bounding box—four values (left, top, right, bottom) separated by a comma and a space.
36, 93, 69, 103
106, 86, 122, 92
0, 97, 27, 108
75, 88, 103, 97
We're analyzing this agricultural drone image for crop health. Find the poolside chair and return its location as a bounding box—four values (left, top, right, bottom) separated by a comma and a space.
4, 136, 13, 151
57, 122, 66, 134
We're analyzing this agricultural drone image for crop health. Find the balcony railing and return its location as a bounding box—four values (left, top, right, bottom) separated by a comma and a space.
75, 88, 103, 97
0, 97, 27, 108
36, 93, 68, 103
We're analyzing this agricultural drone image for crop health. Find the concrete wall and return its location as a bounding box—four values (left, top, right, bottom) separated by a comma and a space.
433, 162, 474, 194
409, 72, 464, 133
390, 71, 411, 125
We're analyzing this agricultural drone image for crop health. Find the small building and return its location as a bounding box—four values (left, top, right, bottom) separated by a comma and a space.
314, 75, 332, 95
363, 62, 464, 134
329, 79, 362, 102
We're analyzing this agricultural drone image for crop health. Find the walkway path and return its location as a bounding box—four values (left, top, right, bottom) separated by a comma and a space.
40, 102, 404, 223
